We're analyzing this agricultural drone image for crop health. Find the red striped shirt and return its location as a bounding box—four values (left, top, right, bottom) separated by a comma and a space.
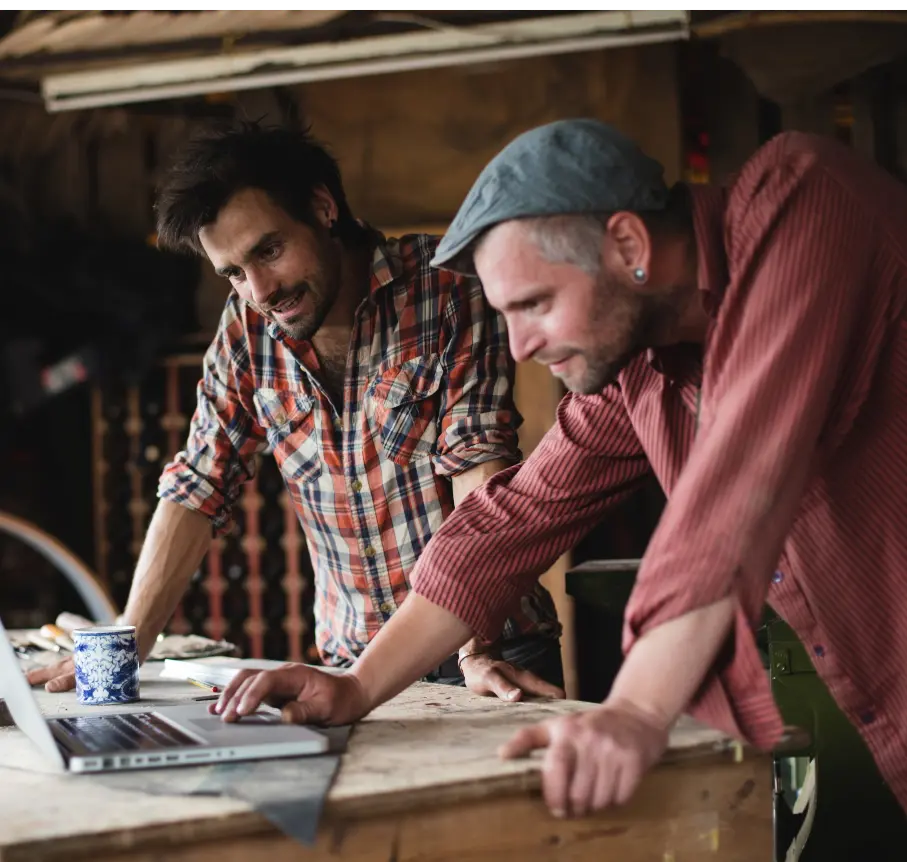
412, 132, 907, 808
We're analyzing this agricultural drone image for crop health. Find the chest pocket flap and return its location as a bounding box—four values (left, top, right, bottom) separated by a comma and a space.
368, 355, 444, 464
377, 354, 444, 408
252, 388, 321, 484
253, 389, 315, 429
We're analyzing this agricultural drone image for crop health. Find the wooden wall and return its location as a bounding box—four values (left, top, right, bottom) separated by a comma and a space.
301, 44, 683, 228
0, 42, 683, 693
703, 39, 907, 186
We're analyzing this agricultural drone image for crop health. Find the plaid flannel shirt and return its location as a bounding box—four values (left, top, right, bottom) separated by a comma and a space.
159, 232, 560, 665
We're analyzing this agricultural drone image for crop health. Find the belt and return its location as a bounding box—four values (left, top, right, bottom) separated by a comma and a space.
431, 653, 461, 679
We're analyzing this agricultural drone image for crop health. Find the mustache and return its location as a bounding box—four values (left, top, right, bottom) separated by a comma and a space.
261, 282, 310, 313
534, 350, 579, 365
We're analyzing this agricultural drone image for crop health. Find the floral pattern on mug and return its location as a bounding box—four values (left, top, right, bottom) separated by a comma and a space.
73, 628, 140, 705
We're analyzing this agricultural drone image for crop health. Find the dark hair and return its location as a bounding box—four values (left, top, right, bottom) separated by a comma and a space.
154, 120, 366, 255
637, 182, 693, 239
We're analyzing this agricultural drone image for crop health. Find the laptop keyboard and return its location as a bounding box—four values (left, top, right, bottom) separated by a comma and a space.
53, 712, 201, 752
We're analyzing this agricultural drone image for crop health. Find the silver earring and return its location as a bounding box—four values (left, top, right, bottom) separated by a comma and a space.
633, 267, 646, 283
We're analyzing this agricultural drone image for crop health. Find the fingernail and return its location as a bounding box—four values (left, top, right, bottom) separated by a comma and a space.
552, 808, 566, 819
506, 690, 518, 700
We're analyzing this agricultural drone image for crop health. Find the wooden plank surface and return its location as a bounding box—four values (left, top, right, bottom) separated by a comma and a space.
11, 756, 772, 862
0, 663, 756, 860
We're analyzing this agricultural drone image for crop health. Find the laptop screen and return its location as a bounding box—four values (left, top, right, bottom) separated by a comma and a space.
0, 615, 67, 768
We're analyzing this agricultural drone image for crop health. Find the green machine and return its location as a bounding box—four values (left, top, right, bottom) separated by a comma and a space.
566, 561, 907, 861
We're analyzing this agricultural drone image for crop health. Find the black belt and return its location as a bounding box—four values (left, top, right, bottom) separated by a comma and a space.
431, 653, 461, 679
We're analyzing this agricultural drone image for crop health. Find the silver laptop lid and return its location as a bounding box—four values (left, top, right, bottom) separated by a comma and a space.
0, 615, 67, 769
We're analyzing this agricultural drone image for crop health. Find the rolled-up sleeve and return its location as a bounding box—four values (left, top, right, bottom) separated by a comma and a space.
624, 165, 871, 748
414, 384, 652, 640
432, 274, 522, 476
158, 297, 268, 533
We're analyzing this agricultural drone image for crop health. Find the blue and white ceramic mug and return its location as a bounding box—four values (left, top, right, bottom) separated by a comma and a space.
72, 625, 140, 705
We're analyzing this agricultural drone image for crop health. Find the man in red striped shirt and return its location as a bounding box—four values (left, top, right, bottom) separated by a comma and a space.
212, 120, 907, 824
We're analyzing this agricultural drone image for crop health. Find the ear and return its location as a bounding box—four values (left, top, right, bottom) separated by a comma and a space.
604, 212, 652, 286
310, 185, 339, 230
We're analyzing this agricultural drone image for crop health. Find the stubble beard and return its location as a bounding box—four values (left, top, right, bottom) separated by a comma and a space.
273, 282, 334, 341
565, 277, 647, 394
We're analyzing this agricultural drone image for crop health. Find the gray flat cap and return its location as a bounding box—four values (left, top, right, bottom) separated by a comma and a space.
432, 118, 669, 275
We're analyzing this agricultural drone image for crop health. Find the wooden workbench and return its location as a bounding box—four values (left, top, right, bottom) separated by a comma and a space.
0, 664, 776, 862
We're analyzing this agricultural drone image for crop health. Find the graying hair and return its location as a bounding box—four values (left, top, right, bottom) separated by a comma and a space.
519, 214, 609, 276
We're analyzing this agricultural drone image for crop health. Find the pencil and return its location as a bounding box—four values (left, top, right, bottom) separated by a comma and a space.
186, 677, 221, 693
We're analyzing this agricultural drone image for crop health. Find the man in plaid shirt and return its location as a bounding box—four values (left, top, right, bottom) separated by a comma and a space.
30, 122, 563, 701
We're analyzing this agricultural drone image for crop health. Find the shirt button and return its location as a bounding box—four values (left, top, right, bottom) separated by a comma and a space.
351, 479, 362, 493
772, 571, 784, 584
379, 602, 393, 614
364, 545, 376, 558
860, 710, 876, 725
813, 645, 825, 657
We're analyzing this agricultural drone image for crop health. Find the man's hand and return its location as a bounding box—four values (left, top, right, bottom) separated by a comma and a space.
499, 702, 669, 818
25, 657, 76, 693
211, 664, 371, 726
460, 653, 565, 702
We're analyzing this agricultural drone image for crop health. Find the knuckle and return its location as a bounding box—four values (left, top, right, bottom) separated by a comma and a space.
552, 720, 578, 743
250, 676, 272, 695
228, 674, 251, 693
596, 736, 619, 758
545, 716, 565, 735
547, 743, 574, 767
622, 745, 642, 766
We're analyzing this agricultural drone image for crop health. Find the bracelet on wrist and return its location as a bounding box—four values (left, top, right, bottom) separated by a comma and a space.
457, 651, 485, 672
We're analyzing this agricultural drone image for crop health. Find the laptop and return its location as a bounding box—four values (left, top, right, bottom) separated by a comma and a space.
0, 616, 329, 773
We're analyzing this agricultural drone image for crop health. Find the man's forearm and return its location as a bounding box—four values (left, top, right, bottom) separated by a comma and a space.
351, 458, 520, 703
350, 594, 472, 707
605, 595, 736, 729
450, 457, 512, 507
121, 500, 213, 661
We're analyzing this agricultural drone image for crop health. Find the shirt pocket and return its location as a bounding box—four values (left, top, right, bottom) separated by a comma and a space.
367, 354, 444, 465
253, 388, 323, 484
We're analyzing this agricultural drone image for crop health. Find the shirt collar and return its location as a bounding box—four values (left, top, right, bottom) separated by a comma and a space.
645, 184, 728, 377
367, 229, 403, 297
